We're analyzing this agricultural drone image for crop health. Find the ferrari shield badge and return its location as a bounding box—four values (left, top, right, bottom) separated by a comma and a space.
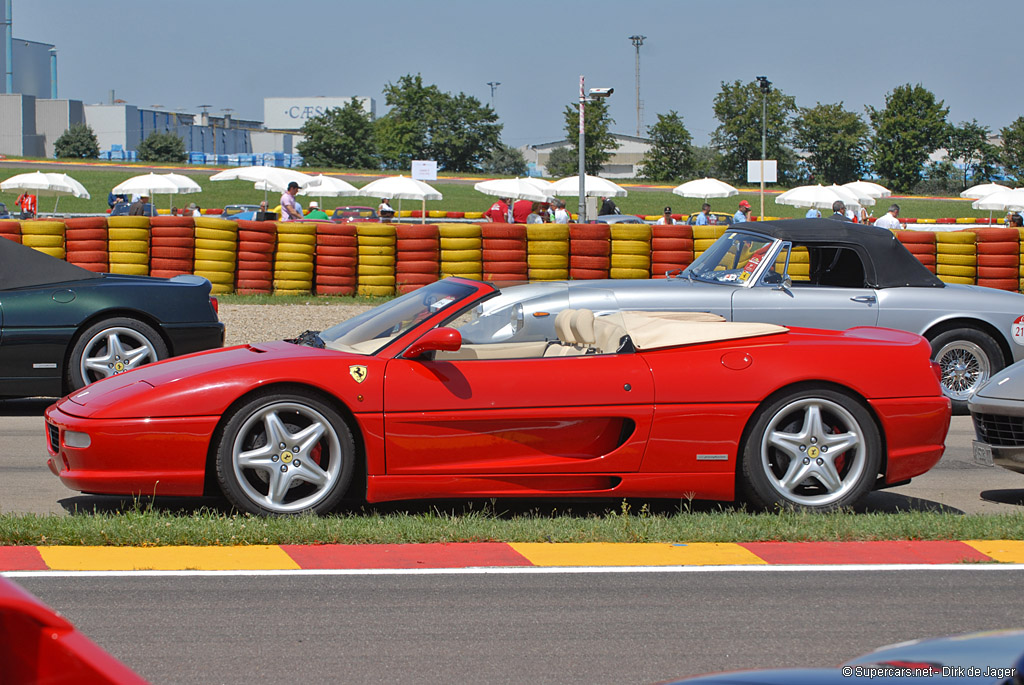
349, 365, 368, 383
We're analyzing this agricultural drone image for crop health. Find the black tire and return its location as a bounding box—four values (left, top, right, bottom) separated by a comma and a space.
215, 390, 355, 516
740, 388, 881, 512
67, 317, 168, 391
928, 327, 1004, 415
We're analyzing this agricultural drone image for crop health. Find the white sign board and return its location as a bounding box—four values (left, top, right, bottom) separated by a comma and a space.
263, 97, 375, 130
747, 160, 778, 183
411, 160, 438, 181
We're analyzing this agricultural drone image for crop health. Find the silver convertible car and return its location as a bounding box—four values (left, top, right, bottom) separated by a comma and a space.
469, 219, 1024, 413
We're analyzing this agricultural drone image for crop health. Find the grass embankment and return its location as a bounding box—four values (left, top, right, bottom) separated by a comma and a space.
0, 161, 983, 220
1, 505, 1023, 546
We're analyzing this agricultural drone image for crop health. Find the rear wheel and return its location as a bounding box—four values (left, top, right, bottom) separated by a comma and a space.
740, 388, 881, 511
929, 328, 1004, 414
67, 317, 168, 391
215, 390, 354, 516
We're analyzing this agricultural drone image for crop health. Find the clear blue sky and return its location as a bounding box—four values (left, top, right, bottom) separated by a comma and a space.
18, 0, 1022, 149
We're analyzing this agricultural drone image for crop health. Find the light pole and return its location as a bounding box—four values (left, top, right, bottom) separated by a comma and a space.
577, 77, 614, 224
756, 76, 771, 221
486, 81, 501, 109
628, 35, 645, 137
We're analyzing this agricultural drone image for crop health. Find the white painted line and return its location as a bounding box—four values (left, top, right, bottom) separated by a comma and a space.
5, 563, 1024, 578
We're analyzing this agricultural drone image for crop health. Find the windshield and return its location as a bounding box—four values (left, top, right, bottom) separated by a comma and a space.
684, 229, 776, 286
319, 279, 478, 354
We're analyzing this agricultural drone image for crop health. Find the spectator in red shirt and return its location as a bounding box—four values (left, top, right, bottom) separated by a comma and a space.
483, 197, 510, 223
512, 199, 532, 223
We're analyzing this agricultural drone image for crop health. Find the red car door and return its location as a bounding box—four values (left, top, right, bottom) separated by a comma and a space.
382, 354, 655, 475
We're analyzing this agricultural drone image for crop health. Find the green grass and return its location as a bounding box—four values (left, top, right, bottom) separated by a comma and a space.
0, 160, 985, 221
1, 504, 1022, 546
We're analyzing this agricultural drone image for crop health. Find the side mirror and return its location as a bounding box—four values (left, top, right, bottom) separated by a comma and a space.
402, 327, 462, 359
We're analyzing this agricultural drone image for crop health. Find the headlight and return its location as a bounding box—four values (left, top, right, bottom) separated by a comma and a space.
63, 430, 91, 448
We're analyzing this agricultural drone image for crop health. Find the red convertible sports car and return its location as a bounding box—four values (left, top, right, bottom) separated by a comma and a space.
45, 277, 951, 515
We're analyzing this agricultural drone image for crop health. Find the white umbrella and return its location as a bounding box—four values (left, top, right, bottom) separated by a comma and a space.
827, 183, 874, 207
971, 188, 1024, 212
474, 177, 556, 203
961, 183, 1010, 200
112, 173, 180, 196
209, 165, 313, 202
298, 175, 358, 213
842, 180, 891, 199
1, 170, 90, 213
776, 184, 864, 210
550, 174, 627, 197
161, 173, 202, 194
671, 177, 738, 199
356, 175, 442, 224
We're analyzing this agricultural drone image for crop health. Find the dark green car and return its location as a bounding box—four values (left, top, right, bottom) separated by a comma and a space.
1, 237, 224, 398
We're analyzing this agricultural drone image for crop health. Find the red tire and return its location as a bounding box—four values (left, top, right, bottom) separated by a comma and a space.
151, 225, 194, 238
316, 255, 358, 268
480, 238, 526, 251
894, 230, 935, 244
150, 257, 193, 271
976, 278, 1019, 291
571, 239, 611, 256
396, 248, 440, 260
235, 268, 273, 281
652, 225, 693, 239
237, 240, 274, 255
315, 275, 358, 286
236, 251, 273, 263
395, 272, 438, 285
150, 216, 195, 228
236, 279, 274, 290
651, 237, 694, 251
315, 244, 357, 257
914, 254, 937, 266
651, 262, 692, 274
396, 238, 440, 251
396, 225, 440, 239
903, 243, 935, 255
978, 254, 1019, 267
396, 261, 440, 274
65, 217, 108, 230
315, 223, 356, 237
318, 233, 358, 247
65, 228, 107, 240
317, 266, 357, 278
651, 250, 693, 263
481, 224, 526, 239
315, 285, 356, 296
481, 261, 528, 273
570, 255, 611, 269
237, 229, 276, 243
972, 228, 1020, 242
150, 246, 193, 259
66, 239, 107, 251
977, 266, 1019, 279
237, 220, 278, 233
65, 250, 107, 262
481, 248, 527, 261
977, 242, 1018, 255
569, 225, 610, 240
151, 236, 195, 248
569, 268, 608, 280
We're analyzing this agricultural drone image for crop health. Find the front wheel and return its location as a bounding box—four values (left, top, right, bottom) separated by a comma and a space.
740, 388, 881, 512
215, 390, 355, 516
929, 328, 1004, 414
67, 317, 168, 391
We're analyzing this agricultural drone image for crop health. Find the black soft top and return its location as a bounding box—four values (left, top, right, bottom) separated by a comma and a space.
0, 235, 103, 290
743, 217, 944, 288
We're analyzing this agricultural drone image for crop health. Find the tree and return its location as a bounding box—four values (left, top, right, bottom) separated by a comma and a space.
1000, 117, 1024, 184
944, 119, 998, 189
545, 146, 577, 178
711, 79, 797, 185
560, 96, 617, 176
296, 99, 378, 169
792, 103, 868, 184
690, 145, 724, 179
53, 123, 99, 159
375, 73, 502, 172
137, 131, 186, 163
867, 83, 949, 192
639, 111, 693, 182
480, 143, 527, 176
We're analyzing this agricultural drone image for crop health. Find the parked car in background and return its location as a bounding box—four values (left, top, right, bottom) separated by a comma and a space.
332, 206, 379, 222
593, 214, 646, 224
222, 204, 262, 218
45, 276, 948, 516
686, 211, 734, 226
0, 202, 10, 219
0, 237, 223, 398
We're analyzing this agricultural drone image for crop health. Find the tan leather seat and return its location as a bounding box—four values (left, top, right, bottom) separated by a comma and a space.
570, 309, 596, 349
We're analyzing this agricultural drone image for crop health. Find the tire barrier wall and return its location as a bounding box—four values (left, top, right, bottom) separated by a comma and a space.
8, 219, 1024, 295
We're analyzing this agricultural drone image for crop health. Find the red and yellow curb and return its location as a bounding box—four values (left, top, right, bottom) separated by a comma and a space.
1, 540, 1022, 572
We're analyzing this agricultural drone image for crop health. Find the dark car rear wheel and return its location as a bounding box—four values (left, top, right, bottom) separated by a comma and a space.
215, 390, 355, 516
740, 388, 881, 512
67, 317, 168, 391
929, 328, 1004, 414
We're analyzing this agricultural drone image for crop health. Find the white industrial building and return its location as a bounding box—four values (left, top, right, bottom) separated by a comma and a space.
522, 133, 652, 179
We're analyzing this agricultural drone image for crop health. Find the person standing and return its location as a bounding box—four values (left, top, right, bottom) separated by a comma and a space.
655, 206, 677, 225
306, 201, 330, 220
551, 198, 571, 223
280, 181, 303, 222
828, 200, 850, 221
526, 202, 548, 224
873, 203, 903, 230
805, 207, 821, 218
15, 192, 36, 218
128, 194, 149, 216
733, 200, 751, 223
599, 197, 621, 216
512, 199, 532, 223
377, 198, 395, 222
483, 197, 510, 223
695, 203, 713, 225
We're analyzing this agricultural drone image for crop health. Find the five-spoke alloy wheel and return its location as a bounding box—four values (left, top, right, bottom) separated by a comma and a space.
68, 317, 168, 391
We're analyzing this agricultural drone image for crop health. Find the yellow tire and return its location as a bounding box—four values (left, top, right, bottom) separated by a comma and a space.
526, 254, 568, 269
611, 254, 651, 269
108, 262, 148, 275
358, 244, 397, 256
938, 275, 974, 285
694, 239, 717, 252
194, 259, 236, 272
936, 264, 977, 278
274, 270, 314, 281
360, 255, 396, 267
276, 242, 315, 256
789, 248, 810, 263
358, 275, 397, 286
428, 210, 447, 218
936, 253, 977, 266
527, 225, 569, 240
357, 235, 396, 247
194, 249, 235, 263
439, 249, 481, 262
464, 212, 484, 220
209, 283, 234, 294
195, 227, 236, 241
276, 232, 316, 246
196, 271, 235, 285
30, 246, 65, 259
936, 243, 976, 255
274, 260, 314, 274
355, 225, 397, 238
692, 226, 724, 240
108, 228, 149, 241
195, 238, 237, 252
273, 278, 313, 290
936, 231, 976, 244
110, 252, 149, 266
107, 217, 151, 229
610, 225, 652, 240
438, 224, 480, 238
22, 220, 65, 235
357, 285, 395, 296
441, 261, 484, 275
612, 239, 651, 256
21, 234, 64, 248
527, 269, 568, 281
610, 267, 650, 279
108, 239, 148, 253
357, 264, 395, 276
528, 240, 569, 255
196, 217, 237, 231
440, 237, 482, 250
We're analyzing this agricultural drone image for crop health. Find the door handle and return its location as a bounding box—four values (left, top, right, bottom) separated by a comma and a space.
850, 295, 877, 304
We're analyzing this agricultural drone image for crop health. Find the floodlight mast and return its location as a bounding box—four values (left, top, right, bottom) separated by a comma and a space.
629, 35, 645, 136
756, 76, 771, 220
578, 78, 614, 223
